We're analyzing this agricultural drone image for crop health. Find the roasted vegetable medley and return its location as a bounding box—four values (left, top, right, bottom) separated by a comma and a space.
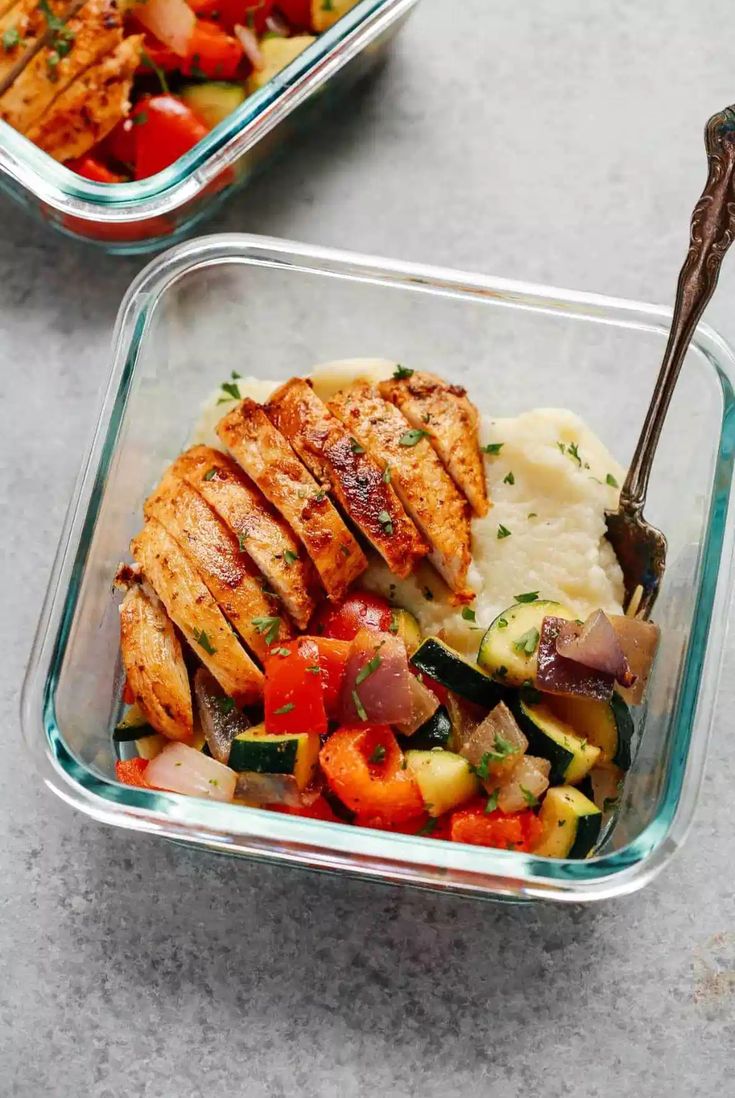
113, 366, 660, 859
0, 0, 357, 179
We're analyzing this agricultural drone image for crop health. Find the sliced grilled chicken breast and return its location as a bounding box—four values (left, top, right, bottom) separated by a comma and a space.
0, 0, 44, 91
217, 399, 367, 601
131, 518, 264, 706
119, 584, 194, 742
144, 471, 293, 662
267, 378, 428, 581
172, 445, 317, 631
0, 0, 125, 133
379, 371, 489, 518
329, 380, 473, 599
25, 35, 141, 162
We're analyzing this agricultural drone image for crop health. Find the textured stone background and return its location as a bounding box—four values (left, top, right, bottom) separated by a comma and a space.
2, 2, 734, 1095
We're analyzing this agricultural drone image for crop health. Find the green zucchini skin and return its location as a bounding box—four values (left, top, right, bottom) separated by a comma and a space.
229, 735, 298, 774
512, 698, 599, 785
112, 723, 156, 743
568, 812, 602, 859
410, 638, 502, 708
610, 693, 634, 770
399, 705, 452, 751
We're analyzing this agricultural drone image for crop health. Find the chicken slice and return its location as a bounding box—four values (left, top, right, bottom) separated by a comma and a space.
0, 0, 124, 134
329, 380, 473, 599
144, 471, 293, 662
119, 584, 193, 742
379, 371, 489, 518
131, 518, 264, 707
25, 35, 141, 162
267, 378, 428, 581
0, 0, 44, 91
172, 445, 318, 631
217, 399, 367, 601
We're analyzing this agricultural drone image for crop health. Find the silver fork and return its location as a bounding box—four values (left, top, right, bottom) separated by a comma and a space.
606, 104, 735, 619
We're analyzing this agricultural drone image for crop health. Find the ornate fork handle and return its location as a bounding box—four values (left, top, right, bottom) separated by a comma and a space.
622, 106, 735, 512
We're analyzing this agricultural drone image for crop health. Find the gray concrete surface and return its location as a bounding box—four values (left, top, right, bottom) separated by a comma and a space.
2, 1, 734, 1095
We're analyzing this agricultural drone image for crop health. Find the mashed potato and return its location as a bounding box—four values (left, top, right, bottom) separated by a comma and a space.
195, 363, 625, 658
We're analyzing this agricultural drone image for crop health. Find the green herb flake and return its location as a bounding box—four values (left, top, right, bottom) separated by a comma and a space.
193, 628, 216, 655
283, 549, 298, 566
417, 817, 438, 836
349, 437, 365, 454
215, 695, 235, 715
208, 778, 219, 788
485, 790, 499, 813
567, 442, 582, 466
368, 744, 386, 765
520, 785, 539, 807
314, 489, 327, 502
305, 664, 322, 675
139, 48, 169, 94
461, 607, 476, 622
497, 617, 508, 629
514, 591, 539, 604
393, 364, 413, 379
482, 442, 503, 455
355, 651, 382, 687
231, 370, 242, 379
527, 512, 537, 519
203, 468, 217, 481
503, 471, 515, 485
2, 26, 21, 50
399, 429, 429, 447
606, 473, 619, 488
322, 0, 334, 10
389, 611, 400, 634
382, 465, 392, 484
352, 690, 368, 722
132, 110, 148, 126
220, 380, 241, 401
513, 627, 540, 657
272, 647, 291, 658
237, 532, 248, 551
377, 510, 394, 535
497, 524, 512, 540
274, 703, 295, 715
252, 615, 281, 646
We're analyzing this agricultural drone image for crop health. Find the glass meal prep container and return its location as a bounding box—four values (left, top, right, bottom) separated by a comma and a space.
21, 233, 735, 902
0, 0, 416, 254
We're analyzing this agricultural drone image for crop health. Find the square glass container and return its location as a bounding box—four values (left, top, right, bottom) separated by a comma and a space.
21, 233, 735, 902
0, 0, 415, 254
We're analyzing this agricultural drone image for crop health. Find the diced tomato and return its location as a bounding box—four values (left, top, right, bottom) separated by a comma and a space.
320, 726, 423, 824
190, 0, 275, 33
357, 811, 452, 840
186, 20, 243, 78
264, 644, 328, 735
311, 591, 393, 642
449, 798, 543, 851
115, 758, 149, 788
132, 95, 209, 179
65, 155, 125, 183
276, 0, 312, 30
270, 795, 343, 822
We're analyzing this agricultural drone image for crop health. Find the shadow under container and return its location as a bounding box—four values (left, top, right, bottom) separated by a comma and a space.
21, 233, 735, 901
0, 0, 416, 254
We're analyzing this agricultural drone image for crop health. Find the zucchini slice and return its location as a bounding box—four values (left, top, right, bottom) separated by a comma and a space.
534, 785, 602, 858
113, 703, 155, 741
228, 726, 319, 790
477, 600, 574, 687
391, 607, 422, 653
411, 638, 502, 708
180, 82, 246, 128
545, 692, 633, 770
513, 698, 600, 784
405, 750, 480, 816
402, 705, 453, 751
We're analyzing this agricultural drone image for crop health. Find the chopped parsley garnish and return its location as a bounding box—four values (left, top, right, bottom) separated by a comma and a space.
231, 370, 241, 379
237, 532, 248, 551
497, 617, 508, 629
2, 26, 20, 50
139, 48, 169, 95
527, 512, 537, 518
513, 627, 539, 657
497, 524, 512, 539
514, 591, 539, 603
481, 442, 503, 455
349, 437, 365, 454
520, 785, 539, 807
215, 695, 235, 714
368, 744, 386, 764
193, 628, 216, 655
382, 465, 392, 484
252, 615, 281, 646
503, 471, 515, 485
38, 0, 75, 80
322, 0, 334, 10
314, 489, 327, 502
274, 703, 295, 715
305, 664, 322, 674
606, 473, 619, 488
272, 647, 291, 658
567, 442, 582, 466
283, 549, 298, 566
208, 778, 219, 787
220, 380, 241, 401
485, 790, 499, 813
355, 651, 382, 686
393, 364, 413, 379
417, 817, 438, 836
389, 611, 400, 634
132, 110, 148, 126
473, 735, 516, 779
461, 607, 476, 622
352, 689, 368, 721
203, 467, 217, 481
377, 510, 394, 535
399, 429, 428, 447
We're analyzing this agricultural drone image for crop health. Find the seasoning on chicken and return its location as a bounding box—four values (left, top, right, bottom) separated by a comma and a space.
144, 469, 294, 663
379, 370, 489, 518
217, 399, 367, 601
118, 582, 194, 742
172, 445, 318, 631
266, 378, 428, 581
131, 517, 264, 706
329, 379, 473, 599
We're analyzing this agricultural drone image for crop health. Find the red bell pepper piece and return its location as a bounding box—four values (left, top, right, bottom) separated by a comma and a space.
115, 758, 149, 788
319, 726, 423, 825
186, 20, 243, 78
264, 645, 328, 735
270, 795, 343, 822
133, 95, 209, 179
311, 591, 393, 642
449, 798, 543, 851
65, 154, 125, 183
190, 0, 275, 34
276, 0, 312, 30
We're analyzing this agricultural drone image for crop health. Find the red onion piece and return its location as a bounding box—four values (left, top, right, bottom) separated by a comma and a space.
235, 772, 321, 807
265, 11, 290, 36
146, 742, 236, 802
536, 616, 614, 701
234, 24, 264, 69
395, 673, 440, 736
556, 610, 635, 687
460, 701, 528, 784
193, 668, 251, 764
339, 629, 413, 726
497, 755, 550, 814
608, 615, 661, 705
129, 0, 195, 56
